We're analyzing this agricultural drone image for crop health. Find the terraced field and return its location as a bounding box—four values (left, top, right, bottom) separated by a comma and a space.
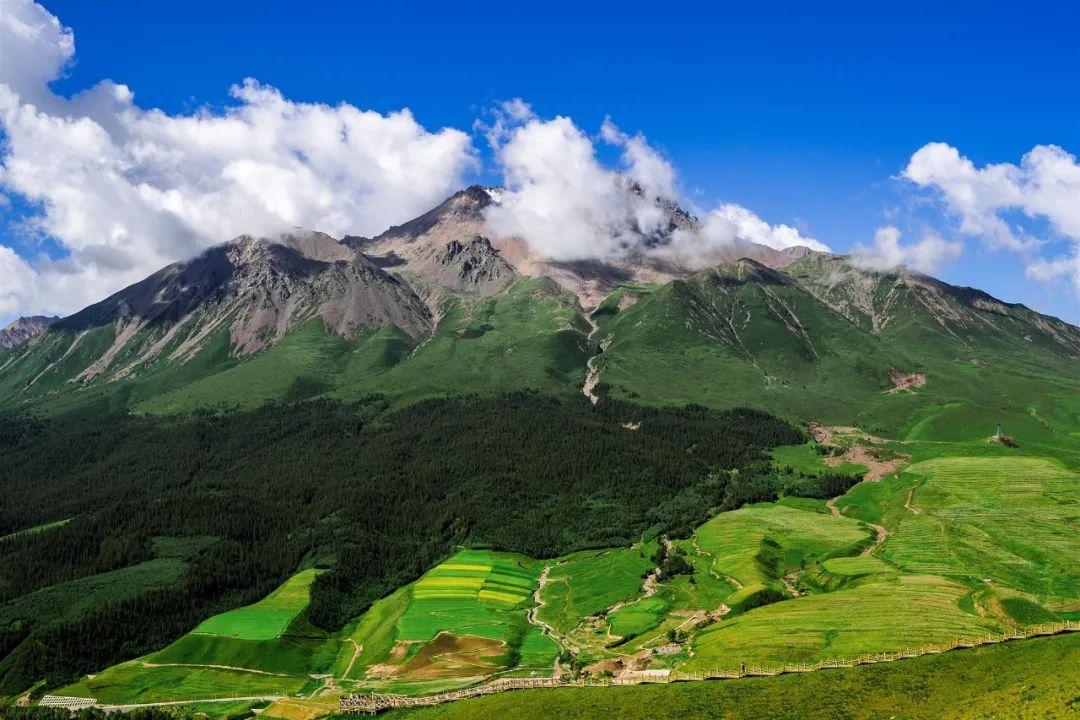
398, 550, 537, 641
349, 550, 556, 685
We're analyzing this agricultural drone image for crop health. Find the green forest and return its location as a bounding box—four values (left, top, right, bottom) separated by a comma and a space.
0, 394, 825, 692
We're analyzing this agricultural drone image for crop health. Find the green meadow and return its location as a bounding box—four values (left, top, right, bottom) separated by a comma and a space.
884, 456, 1080, 602
194, 569, 322, 640
692, 504, 872, 590
33, 389, 1080, 719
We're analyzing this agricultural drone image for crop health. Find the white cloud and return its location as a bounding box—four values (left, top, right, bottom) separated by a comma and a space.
484, 113, 648, 260
851, 226, 963, 275
696, 204, 830, 254
483, 105, 824, 264
600, 118, 677, 200
1026, 252, 1080, 291
0, 0, 73, 105
903, 142, 1080, 292
0, 245, 37, 317
0, 0, 475, 318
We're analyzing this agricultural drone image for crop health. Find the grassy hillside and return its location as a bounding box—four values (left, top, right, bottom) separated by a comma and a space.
591, 263, 1080, 443
590, 263, 908, 422
332, 277, 590, 403
56, 570, 336, 704
385, 633, 1080, 720
881, 457, 1079, 602
2, 251, 1078, 717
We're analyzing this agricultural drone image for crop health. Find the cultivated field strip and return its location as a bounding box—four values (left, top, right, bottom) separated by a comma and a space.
340, 622, 1078, 713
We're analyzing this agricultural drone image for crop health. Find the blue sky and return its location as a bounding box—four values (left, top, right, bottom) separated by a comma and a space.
2, 0, 1078, 323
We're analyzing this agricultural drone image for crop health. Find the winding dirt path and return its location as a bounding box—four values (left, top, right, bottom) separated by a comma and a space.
905, 484, 923, 514
860, 523, 889, 556
603, 538, 674, 621
140, 661, 294, 678
527, 565, 567, 676
780, 573, 804, 597
582, 315, 604, 404
340, 639, 363, 679
826, 497, 889, 556
527, 567, 557, 637
691, 537, 743, 590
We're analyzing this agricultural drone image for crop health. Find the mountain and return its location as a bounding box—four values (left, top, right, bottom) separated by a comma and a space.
0, 187, 1077, 436
2, 187, 1080, 713
786, 252, 1080, 358
592, 252, 1080, 435
0, 232, 432, 407
0, 316, 58, 349
354, 185, 800, 310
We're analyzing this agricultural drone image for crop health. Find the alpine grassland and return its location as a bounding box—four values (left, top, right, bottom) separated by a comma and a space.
884, 456, 1079, 602
110, 278, 589, 416
691, 504, 872, 591
2, 247, 1078, 717
686, 574, 1001, 669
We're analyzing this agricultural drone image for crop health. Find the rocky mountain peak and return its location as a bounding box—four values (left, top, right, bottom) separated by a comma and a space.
0, 315, 59, 349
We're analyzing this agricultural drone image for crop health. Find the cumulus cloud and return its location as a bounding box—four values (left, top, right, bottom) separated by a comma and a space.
484, 109, 647, 260
0, 0, 72, 105
697, 205, 829, 254
1026, 252, 1080, 292
0, 246, 37, 317
0, 0, 475, 318
483, 101, 824, 264
600, 118, 677, 200
851, 226, 963, 275
903, 142, 1080, 292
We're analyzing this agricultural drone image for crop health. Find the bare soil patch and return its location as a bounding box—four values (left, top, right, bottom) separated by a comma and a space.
825, 444, 907, 481
396, 632, 504, 681
888, 367, 927, 392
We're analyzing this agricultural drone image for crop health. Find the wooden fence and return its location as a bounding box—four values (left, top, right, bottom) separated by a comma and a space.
340, 620, 1077, 714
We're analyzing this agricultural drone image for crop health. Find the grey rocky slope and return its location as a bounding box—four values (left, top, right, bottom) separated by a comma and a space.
5, 231, 433, 388
0, 316, 58, 349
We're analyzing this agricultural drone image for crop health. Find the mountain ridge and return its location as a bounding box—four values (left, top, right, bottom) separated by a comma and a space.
0, 316, 58, 350
0, 188, 1076, 424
